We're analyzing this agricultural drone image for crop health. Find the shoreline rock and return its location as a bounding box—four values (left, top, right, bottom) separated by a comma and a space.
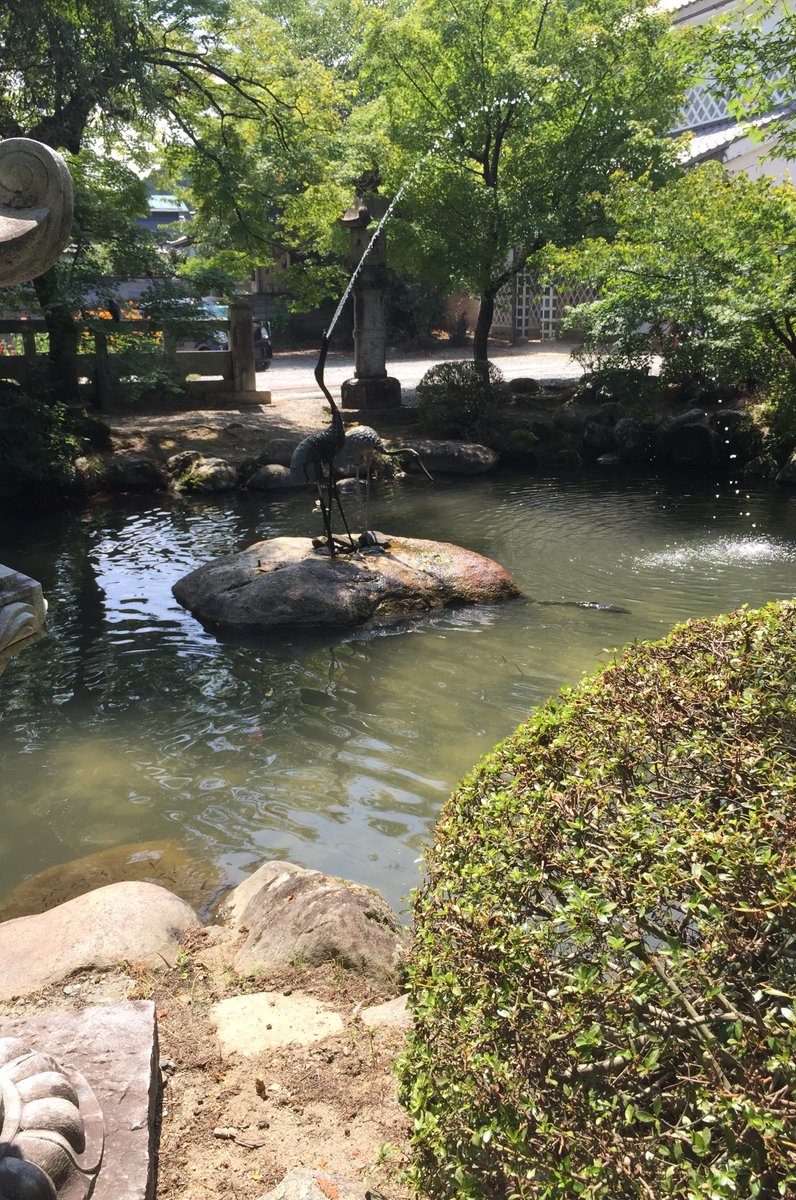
0, 881, 199, 1001
0, 858, 409, 1000
223, 860, 407, 989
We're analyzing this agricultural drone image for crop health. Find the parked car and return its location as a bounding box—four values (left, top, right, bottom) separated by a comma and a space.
180, 302, 273, 366
189, 301, 229, 352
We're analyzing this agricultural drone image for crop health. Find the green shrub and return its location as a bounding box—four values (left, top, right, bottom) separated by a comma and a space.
417, 360, 505, 441
399, 600, 796, 1199
754, 361, 796, 453
572, 364, 665, 409
0, 383, 81, 497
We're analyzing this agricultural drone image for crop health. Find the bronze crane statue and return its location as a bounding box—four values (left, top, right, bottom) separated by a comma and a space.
290, 332, 356, 556
335, 425, 433, 545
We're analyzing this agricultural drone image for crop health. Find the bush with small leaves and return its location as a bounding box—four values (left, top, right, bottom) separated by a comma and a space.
0, 383, 81, 496
399, 600, 796, 1199
417, 360, 505, 442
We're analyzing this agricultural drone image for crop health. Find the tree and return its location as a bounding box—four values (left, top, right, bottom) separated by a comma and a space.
0, 0, 345, 401
563, 162, 796, 399
359, 0, 693, 361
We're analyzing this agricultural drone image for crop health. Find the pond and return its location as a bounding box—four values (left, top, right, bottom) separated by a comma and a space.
1, 470, 795, 917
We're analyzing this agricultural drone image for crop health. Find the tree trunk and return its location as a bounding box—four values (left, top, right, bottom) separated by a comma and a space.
473, 290, 496, 363
31, 267, 82, 406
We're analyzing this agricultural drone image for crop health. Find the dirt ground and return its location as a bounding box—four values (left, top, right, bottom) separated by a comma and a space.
0, 929, 415, 1200
101, 340, 584, 469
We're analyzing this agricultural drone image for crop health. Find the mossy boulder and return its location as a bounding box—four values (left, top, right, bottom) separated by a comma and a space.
399, 600, 796, 1199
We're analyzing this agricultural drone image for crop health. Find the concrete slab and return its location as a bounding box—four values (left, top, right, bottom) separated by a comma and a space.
259, 1168, 388, 1200
0, 1001, 158, 1200
211, 991, 344, 1059
359, 995, 410, 1031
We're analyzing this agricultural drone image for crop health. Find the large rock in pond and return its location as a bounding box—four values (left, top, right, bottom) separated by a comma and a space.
172, 535, 520, 631
390, 437, 498, 474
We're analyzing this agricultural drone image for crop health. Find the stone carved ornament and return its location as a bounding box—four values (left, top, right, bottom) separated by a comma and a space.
0, 603, 41, 654
0, 139, 74, 286
0, 1037, 104, 1200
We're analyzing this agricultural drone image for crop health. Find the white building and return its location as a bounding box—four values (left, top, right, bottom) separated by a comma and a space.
665, 0, 794, 183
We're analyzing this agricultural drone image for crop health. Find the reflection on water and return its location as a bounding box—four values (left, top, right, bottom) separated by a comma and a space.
1, 472, 794, 913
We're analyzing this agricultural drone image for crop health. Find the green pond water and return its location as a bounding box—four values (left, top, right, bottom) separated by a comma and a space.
1, 470, 794, 916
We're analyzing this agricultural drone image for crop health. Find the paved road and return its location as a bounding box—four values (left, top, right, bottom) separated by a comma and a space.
258, 341, 584, 403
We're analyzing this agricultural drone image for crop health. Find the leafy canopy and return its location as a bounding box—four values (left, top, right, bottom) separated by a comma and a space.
563, 162, 796, 394
358, 0, 692, 324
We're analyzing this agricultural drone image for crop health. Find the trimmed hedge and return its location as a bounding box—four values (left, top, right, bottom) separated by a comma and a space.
417, 360, 506, 441
399, 601, 796, 1199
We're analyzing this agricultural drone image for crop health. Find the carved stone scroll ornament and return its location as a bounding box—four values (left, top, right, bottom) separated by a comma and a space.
0, 602, 40, 654
0, 139, 74, 286
0, 1037, 104, 1200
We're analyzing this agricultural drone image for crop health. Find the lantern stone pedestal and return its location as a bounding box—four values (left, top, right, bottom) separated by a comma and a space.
0, 138, 71, 673
339, 193, 401, 413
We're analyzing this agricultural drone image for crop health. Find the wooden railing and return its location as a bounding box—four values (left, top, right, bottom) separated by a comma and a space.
0, 295, 268, 408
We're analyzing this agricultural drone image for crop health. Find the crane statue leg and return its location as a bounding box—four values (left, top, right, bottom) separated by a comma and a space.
314, 331, 356, 556
302, 460, 336, 555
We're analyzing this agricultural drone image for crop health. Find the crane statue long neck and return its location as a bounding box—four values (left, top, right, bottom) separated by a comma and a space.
312, 330, 355, 555
315, 331, 344, 450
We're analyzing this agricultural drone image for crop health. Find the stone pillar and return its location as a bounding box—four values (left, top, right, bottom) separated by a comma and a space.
339, 194, 401, 412
229, 296, 257, 396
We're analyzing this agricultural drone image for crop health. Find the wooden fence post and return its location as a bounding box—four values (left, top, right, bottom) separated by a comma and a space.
228, 297, 256, 395
92, 330, 113, 410
162, 325, 178, 370
20, 324, 37, 391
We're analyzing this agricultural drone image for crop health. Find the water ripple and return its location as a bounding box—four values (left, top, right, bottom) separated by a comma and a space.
1, 474, 795, 911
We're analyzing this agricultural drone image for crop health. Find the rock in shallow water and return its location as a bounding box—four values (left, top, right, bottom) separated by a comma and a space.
172, 534, 521, 631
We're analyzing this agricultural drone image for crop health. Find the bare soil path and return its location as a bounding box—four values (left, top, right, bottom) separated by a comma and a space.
1, 936, 415, 1199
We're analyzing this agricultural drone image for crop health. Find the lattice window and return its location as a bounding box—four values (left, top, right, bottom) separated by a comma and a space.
492, 272, 596, 341
492, 283, 515, 331
672, 82, 730, 132
672, 75, 792, 135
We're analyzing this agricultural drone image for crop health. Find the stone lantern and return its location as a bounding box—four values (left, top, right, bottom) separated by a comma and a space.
0, 138, 71, 675
339, 192, 401, 412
